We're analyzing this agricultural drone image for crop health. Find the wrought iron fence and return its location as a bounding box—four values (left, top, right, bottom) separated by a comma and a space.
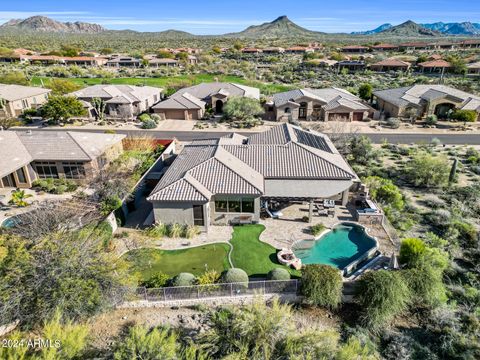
130, 279, 300, 303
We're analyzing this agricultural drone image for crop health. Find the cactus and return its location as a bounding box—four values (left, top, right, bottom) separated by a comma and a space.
449, 158, 458, 185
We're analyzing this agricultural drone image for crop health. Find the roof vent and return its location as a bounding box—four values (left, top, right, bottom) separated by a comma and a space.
26, 130, 32, 135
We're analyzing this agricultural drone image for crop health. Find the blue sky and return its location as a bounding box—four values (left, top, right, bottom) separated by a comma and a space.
1, 0, 479, 34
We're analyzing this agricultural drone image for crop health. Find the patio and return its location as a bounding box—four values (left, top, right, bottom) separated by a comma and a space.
259, 202, 395, 254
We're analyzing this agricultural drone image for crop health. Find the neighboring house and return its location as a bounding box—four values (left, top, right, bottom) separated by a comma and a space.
262, 47, 285, 54
265, 88, 373, 122
62, 56, 108, 66
373, 85, 480, 120
70, 85, 162, 119
467, 62, 480, 75
0, 84, 51, 118
317, 59, 338, 68
418, 60, 452, 73
341, 45, 369, 53
153, 82, 260, 119
106, 56, 142, 67
461, 39, 480, 49
428, 42, 456, 50
152, 92, 206, 120
334, 60, 366, 72
149, 58, 179, 67
285, 46, 314, 54
371, 43, 399, 51
0, 130, 125, 189
147, 123, 359, 232
370, 59, 411, 72
399, 42, 429, 51
242, 48, 263, 54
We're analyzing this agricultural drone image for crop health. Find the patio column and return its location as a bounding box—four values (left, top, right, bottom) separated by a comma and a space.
342, 189, 349, 206
308, 199, 314, 223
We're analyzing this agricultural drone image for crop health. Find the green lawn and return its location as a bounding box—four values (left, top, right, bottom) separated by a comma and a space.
30, 74, 293, 95
230, 225, 299, 278
123, 243, 231, 281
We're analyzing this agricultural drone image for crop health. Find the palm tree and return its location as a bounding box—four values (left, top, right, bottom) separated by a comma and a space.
8, 189, 33, 207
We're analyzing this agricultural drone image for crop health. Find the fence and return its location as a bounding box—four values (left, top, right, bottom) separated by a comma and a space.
130, 280, 300, 303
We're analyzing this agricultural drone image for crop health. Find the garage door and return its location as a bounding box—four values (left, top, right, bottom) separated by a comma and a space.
328, 113, 350, 121
165, 110, 187, 120
353, 112, 364, 121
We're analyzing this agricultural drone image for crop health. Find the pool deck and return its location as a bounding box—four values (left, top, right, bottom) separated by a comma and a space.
259, 203, 396, 255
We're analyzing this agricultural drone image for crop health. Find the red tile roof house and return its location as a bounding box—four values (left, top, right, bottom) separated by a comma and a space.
399, 42, 429, 51
428, 41, 457, 50
417, 59, 452, 73
467, 61, 480, 75
370, 59, 411, 72
341, 45, 369, 53
0, 131, 125, 189
371, 43, 399, 51
241, 48, 263, 54
147, 123, 359, 231
461, 39, 480, 49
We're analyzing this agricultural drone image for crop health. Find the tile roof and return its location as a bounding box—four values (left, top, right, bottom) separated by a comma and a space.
70, 85, 162, 104
418, 60, 452, 68
0, 84, 51, 102
374, 85, 480, 110
371, 59, 411, 67
0, 132, 32, 177
174, 82, 260, 101
148, 124, 357, 202
152, 92, 206, 110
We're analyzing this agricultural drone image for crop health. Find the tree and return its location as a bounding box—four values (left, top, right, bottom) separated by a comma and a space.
92, 97, 106, 120
355, 270, 411, 330
156, 49, 175, 59
100, 48, 113, 55
175, 52, 189, 61
358, 83, 373, 101
364, 176, 404, 210
451, 109, 477, 124
222, 96, 264, 122
8, 189, 33, 207
406, 151, 450, 188
46, 78, 81, 95
300, 264, 343, 309
0, 229, 131, 327
399, 238, 426, 267
346, 135, 377, 166
40, 95, 87, 124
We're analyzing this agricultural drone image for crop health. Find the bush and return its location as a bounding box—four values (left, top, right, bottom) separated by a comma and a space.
310, 223, 326, 236
100, 195, 123, 215
144, 223, 167, 238
425, 114, 438, 126
141, 119, 157, 129
150, 114, 162, 123
197, 270, 221, 285
453, 220, 478, 248
167, 223, 184, 238
32, 178, 78, 194
356, 270, 411, 330
221, 268, 249, 284
451, 109, 477, 123
399, 238, 426, 267
267, 268, 290, 281
142, 273, 170, 288
402, 266, 446, 307
406, 152, 450, 188
385, 117, 400, 129
301, 264, 342, 309
171, 272, 196, 287
184, 225, 201, 239
138, 113, 151, 122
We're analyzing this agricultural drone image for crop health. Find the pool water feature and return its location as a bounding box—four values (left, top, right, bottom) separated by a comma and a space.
294, 223, 378, 275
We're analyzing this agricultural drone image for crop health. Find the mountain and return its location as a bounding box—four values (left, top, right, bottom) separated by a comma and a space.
422, 22, 480, 35
351, 23, 392, 35
0, 16, 105, 33
226, 15, 322, 38
376, 20, 441, 36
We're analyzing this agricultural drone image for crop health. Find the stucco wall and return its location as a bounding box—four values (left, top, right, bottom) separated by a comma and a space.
209, 197, 261, 225
265, 179, 353, 198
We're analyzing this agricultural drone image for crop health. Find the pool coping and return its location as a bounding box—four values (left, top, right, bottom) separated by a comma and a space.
293, 221, 380, 276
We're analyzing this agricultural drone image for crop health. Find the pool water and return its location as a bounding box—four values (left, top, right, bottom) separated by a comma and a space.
1, 216, 20, 228
294, 223, 377, 270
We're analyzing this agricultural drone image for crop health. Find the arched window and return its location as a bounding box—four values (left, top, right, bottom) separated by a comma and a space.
284, 107, 291, 114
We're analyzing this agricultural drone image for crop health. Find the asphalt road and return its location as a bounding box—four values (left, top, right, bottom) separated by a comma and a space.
15, 127, 480, 145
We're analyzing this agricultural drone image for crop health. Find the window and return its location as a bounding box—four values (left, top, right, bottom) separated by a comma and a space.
62, 162, 86, 179
35, 162, 59, 179
16, 167, 27, 184
21, 99, 28, 109
193, 205, 205, 226
214, 197, 255, 213
284, 107, 291, 114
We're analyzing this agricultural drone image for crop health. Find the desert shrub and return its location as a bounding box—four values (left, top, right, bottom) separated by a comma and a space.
221, 268, 248, 284
385, 117, 400, 129
141, 119, 157, 129
171, 273, 196, 287
184, 225, 201, 239
402, 266, 446, 307
144, 223, 167, 238
301, 264, 342, 309
267, 268, 290, 281
399, 238, 426, 267
138, 113, 151, 122
453, 220, 478, 248
364, 176, 404, 210
425, 114, 438, 125
356, 270, 411, 330
197, 270, 221, 285
451, 109, 477, 123
406, 151, 450, 188
167, 223, 184, 238
100, 195, 123, 215
150, 113, 162, 123
32, 178, 78, 194
310, 223, 326, 236
142, 273, 170, 288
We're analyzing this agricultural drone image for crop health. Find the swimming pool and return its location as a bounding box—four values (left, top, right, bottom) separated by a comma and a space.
1, 216, 21, 228
294, 222, 378, 274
